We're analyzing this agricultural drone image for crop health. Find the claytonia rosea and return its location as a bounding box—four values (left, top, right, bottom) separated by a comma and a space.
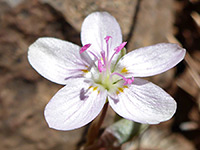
28, 12, 186, 131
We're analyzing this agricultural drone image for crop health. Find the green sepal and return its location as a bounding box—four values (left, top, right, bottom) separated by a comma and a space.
105, 118, 148, 146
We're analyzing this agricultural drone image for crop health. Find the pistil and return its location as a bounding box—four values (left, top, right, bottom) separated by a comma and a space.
104, 36, 112, 61
80, 36, 133, 87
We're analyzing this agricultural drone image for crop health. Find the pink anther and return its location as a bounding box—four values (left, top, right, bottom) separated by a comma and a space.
80, 44, 91, 53
114, 42, 127, 54
123, 77, 134, 85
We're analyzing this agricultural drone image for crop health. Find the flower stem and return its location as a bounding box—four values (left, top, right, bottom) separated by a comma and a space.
84, 102, 109, 149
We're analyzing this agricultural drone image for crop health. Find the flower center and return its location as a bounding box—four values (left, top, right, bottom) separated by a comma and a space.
80, 36, 134, 90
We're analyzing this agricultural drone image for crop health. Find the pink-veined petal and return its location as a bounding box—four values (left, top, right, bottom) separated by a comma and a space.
81, 12, 122, 60
115, 43, 186, 78
108, 78, 176, 124
44, 78, 107, 131
28, 37, 92, 85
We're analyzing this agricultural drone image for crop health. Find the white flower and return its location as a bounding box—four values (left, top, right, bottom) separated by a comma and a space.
28, 12, 186, 131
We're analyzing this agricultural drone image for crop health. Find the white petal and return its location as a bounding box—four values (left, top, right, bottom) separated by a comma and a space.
44, 78, 107, 131
116, 43, 186, 77
28, 37, 92, 85
108, 78, 176, 124
81, 12, 122, 59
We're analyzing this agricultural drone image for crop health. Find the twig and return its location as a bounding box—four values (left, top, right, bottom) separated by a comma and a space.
126, 0, 142, 46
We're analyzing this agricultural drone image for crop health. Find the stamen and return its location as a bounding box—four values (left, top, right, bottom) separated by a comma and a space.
80, 44, 91, 53
88, 51, 99, 60
111, 72, 134, 85
123, 77, 134, 85
98, 59, 106, 72
80, 44, 99, 60
108, 42, 127, 67
114, 42, 127, 54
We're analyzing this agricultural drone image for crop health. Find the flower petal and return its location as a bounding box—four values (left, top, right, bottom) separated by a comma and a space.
116, 43, 186, 77
81, 12, 122, 59
44, 78, 107, 131
108, 78, 176, 124
28, 37, 92, 85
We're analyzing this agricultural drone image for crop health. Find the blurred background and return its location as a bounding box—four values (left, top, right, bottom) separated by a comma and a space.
0, 0, 200, 149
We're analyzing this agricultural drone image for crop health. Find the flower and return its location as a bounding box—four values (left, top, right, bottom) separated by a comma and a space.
28, 12, 186, 131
